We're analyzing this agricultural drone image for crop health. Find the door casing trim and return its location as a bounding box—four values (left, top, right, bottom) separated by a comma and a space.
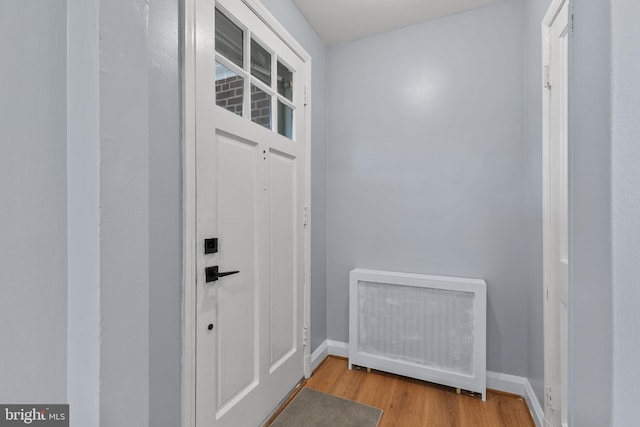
180, 1, 312, 426
541, 1, 569, 426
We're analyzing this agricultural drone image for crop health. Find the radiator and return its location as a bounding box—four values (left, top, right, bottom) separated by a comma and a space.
348, 268, 487, 400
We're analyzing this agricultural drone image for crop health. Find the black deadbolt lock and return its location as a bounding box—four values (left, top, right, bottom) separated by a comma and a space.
204, 238, 218, 254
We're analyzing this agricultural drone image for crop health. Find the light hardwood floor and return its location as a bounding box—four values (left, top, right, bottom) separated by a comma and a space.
296, 356, 535, 427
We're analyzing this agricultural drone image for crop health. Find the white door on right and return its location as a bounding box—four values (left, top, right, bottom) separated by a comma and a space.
543, 1, 569, 427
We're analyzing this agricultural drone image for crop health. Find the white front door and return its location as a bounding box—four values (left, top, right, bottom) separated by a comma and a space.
543, 1, 569, 426
194, 1, 308, 425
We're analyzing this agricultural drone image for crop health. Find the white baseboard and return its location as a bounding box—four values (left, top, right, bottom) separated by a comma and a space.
326, 339, 348, 358
487, 371, 543, 426
310, 341, 329, 371
486, 370, 526, 395
524, 378, 544, 427
316, 339, 543, 427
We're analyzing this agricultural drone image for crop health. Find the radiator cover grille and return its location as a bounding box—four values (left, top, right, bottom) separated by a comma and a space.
349, 269, 486, 400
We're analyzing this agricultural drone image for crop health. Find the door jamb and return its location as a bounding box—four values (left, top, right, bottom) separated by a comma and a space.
541, 0, 569, 426
181, 1, 312, 426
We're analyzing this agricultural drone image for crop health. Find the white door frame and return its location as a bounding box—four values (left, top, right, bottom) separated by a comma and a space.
542, 0, 569, 426
181, 1, 313, 426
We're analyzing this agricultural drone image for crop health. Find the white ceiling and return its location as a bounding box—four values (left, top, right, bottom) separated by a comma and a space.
291, 0, 506, 45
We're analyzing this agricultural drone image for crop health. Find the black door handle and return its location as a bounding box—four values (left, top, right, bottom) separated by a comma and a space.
205, 266, 240, 283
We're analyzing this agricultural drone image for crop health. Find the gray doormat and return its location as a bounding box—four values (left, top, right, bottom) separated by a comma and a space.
270, 388, 383, 427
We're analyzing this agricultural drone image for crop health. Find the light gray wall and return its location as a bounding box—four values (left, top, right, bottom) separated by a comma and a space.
568, 1, 613, 425
67, 0, 100, 424
147, 0, 182, 425
99, 0, 182, 425
260, 0, 329, 352
99, 0, 150, 424
523, 0, 551, 406
0, 0, 68, 403
327, 0, 528, 376
611, 0, 640, 425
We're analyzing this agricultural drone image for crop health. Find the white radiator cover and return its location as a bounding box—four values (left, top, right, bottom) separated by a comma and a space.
348, 268, 487, 400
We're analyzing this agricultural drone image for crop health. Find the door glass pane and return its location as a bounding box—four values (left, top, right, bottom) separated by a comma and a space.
277, 101, 293, 139
215, 9, 243, 68
251, 84, 271, 129
251, 40, 271, 86
277, 61, 293, 101
216, 61, 244, 116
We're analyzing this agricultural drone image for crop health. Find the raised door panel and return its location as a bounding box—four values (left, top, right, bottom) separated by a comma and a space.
269, 149, 297, 370
214, 132, 260, 416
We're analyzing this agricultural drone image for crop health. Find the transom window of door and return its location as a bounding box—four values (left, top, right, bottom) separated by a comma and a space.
214, 7, 296, 139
